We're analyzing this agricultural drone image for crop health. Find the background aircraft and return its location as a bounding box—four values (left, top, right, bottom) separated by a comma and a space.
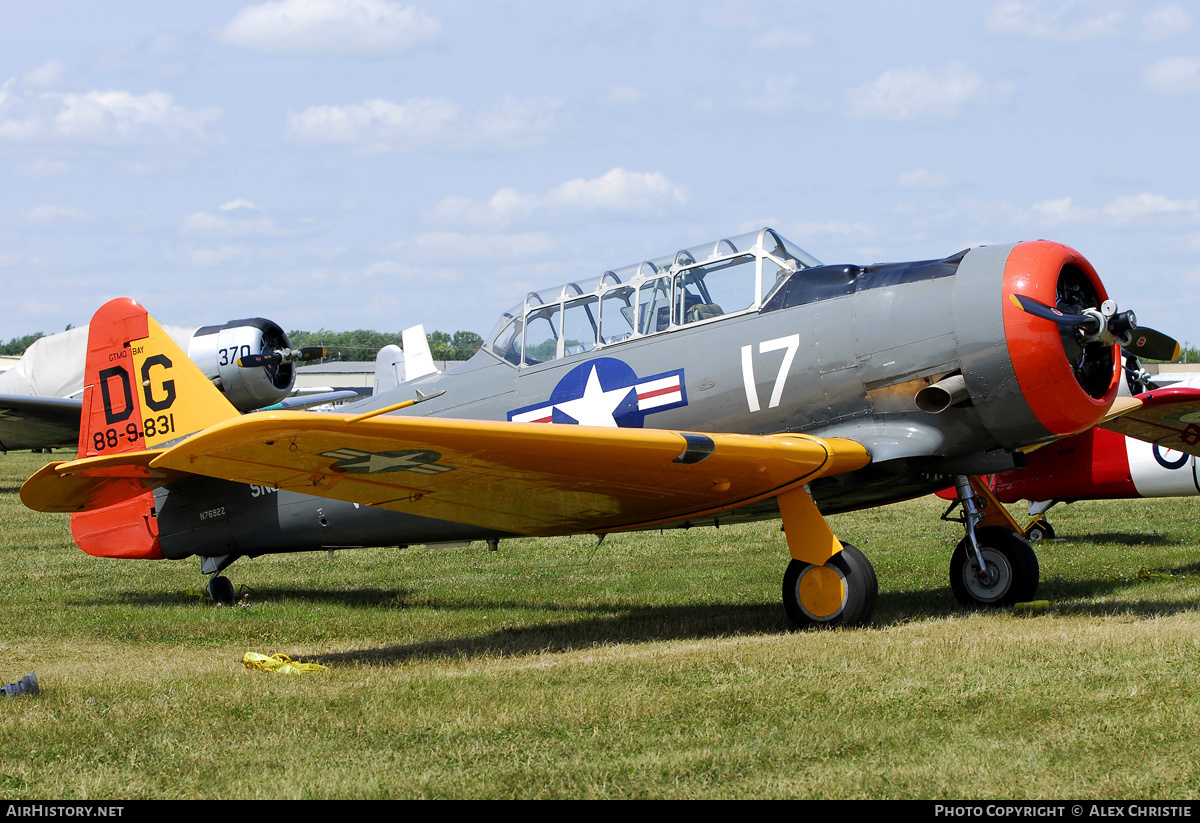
0, 318, 360, 451
21, 228, 1182, 628
988, 378, 1200, 540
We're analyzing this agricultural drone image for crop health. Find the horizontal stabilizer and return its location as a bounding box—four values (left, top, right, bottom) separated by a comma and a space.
21, 449, 184, 513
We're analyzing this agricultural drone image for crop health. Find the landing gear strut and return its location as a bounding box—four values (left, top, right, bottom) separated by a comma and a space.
777, 487, 878, 629
943, 476, 1039, 608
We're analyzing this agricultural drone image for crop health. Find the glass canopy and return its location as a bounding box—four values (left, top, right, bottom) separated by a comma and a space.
484, 228, 820, 367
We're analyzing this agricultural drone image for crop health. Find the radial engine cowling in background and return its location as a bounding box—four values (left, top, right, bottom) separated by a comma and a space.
187, 318, 295, 412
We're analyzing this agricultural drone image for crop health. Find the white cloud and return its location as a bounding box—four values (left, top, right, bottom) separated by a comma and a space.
428, 188, 540, 230
21, 61, 65, 89
546, 168, 687, 213
1144, 57, 1200, 95
179, 244, 249, 268
1103, 193, 1200, 223
219, 0, 439, 57
741, 75, 807, 113
784, 220, 877, 240
220, 198, 260, 212
22, 205, 89, 224
899, 169, 954, 189
473, 96, 560, 147
287, 95, 557, 152
607, 85, 645, 106
12, 158, 68, 178
429, 168, 688, 230
985, 1, 1123, 41
0, 85, 220, 145
362, 260, 430, 280
399, 232, 557, 259
847, 62, 981, 121
1143, 5, 1193, 41
183, 212, 277, 237
699, 2, 763, 29
1028, 196, 1098, 225
752, 28, 814, 51
1025, 193, 1200, 227
183, 200, 322, 237
287, 97, 457, 150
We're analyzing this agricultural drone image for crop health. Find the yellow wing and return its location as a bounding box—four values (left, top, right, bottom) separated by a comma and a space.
116, 412, 869, 537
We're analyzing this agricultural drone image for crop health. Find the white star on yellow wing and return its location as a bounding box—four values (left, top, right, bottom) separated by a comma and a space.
553, 365, 633, 427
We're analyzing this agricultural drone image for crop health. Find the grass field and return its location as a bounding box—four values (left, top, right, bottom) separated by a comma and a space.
2, 449, 1198, 799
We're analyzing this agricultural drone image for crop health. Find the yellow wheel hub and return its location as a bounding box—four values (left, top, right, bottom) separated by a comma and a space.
797, 565, 847, 621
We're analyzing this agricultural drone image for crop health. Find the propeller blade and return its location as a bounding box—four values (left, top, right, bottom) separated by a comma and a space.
1125, 327, 1180, 362
237, 346, 326, 368
297, 346, 326, 362
237, 352, 281, 368
1008, 293, 1096, 330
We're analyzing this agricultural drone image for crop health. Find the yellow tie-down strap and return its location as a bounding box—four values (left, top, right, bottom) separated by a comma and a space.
243, 652, 328, 674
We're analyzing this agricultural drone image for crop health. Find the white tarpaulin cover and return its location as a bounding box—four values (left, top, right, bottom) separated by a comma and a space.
0, 324, 197, 398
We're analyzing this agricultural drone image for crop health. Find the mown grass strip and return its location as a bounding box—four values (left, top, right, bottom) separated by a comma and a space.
1, 451, 1198, 798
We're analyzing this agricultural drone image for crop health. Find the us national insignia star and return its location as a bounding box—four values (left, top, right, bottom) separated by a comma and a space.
320, 448, 455, 474
508, 357, 686, 428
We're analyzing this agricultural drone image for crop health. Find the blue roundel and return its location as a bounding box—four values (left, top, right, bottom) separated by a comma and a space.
507, 357, 688, 428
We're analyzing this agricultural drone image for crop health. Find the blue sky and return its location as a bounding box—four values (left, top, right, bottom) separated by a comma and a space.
3, 0, 1199, 349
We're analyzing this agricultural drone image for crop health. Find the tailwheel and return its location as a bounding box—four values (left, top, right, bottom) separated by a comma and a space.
1025, 517, 1055, 543
782, 542, 877, 629
949, 526, 1039, 608
207, 575, 236, 604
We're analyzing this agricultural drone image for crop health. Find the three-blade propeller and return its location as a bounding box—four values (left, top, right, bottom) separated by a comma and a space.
1009, 293, 1180, 362
237, 346, 327, 368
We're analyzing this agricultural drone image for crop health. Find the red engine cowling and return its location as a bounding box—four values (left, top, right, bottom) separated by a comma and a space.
999, 241, 1120, 437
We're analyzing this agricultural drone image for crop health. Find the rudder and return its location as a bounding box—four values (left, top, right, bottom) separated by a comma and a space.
65, 298, 240, 559
79, 298, 239, 458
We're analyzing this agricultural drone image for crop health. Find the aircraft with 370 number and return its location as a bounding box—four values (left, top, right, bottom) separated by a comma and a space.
21, 226, 1197, 628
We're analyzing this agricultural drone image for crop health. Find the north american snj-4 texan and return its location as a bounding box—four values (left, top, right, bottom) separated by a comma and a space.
21, 228, 1200, 628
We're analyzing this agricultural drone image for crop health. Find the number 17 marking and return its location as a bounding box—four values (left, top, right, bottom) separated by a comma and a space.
741, 334, 800, 412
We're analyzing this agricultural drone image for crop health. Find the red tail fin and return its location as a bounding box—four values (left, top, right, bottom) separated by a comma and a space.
78, 298, 238, 457
67, 298, 239, 559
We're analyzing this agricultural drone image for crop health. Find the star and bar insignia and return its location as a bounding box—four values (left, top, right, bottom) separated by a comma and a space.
320, 448, 455, 475
508, 357, 686, 428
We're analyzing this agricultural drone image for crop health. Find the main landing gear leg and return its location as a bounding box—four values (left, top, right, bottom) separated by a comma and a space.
777, 487, 877, 628
944, 476, 1039, 608
200, 555, 239, 604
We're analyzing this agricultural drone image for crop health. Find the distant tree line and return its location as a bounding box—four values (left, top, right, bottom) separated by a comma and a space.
286, 329, 485, 362
0, 328, 485, 361
0, 332, 44, 356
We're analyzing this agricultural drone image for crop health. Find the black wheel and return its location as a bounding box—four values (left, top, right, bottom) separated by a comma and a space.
1025, 518, 1055, 543
207, 575, 236, 604
949, 527, 1039, 607
782, 542, 877, 629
